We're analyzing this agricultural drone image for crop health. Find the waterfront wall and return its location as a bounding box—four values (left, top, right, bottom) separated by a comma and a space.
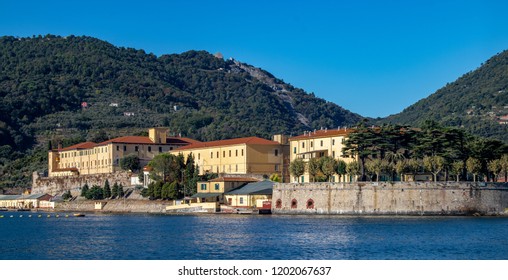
32, 171, 132, 196
55, 199, 171, 213
272, 182, 508, 215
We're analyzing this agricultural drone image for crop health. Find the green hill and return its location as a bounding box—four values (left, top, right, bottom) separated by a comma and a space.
0, 35, 362, 189
380, 50, 508, 141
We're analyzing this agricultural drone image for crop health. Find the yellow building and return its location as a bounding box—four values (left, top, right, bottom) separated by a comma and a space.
193, 177, 259, 203
171, 136, 290, 182
48, 128, 199, 177
289, 128, 355, 183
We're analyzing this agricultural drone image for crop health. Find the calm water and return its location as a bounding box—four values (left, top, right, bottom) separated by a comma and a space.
0, 212, 507, 260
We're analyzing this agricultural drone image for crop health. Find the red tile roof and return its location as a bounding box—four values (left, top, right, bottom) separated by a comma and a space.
57, 136, 199, 151
166, 137, 201, 145
98, 136, 155, 145
174, 137, 280, 151
98, 136, 199, 146
289, 128, 353, 141
58, 142, 97, 151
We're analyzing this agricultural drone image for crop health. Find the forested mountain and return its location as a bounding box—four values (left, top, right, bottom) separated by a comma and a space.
380, 50, 508, 141
0, 35, 361, 188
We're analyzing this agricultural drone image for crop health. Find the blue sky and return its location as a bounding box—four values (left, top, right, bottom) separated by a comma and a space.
1, 0, 507, 118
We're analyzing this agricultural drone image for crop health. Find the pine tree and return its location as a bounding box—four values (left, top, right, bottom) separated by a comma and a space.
103, 179, 111, 198
81, 183, 89, 198
112, 182, 119, 199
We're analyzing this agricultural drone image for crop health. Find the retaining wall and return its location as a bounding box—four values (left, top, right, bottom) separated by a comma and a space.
55, 199, 171, 213
272, 182, 508, 215
32, 171, 132, 196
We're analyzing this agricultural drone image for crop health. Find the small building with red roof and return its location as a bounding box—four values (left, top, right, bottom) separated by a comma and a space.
48, 128, 199, 177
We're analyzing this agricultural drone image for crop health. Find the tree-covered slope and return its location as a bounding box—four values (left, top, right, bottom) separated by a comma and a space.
381, 50, 508, 141
0, 35, 362, 188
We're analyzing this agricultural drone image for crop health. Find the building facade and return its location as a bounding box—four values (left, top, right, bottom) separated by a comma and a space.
48, 128, 199, 177
224, 180, 273, 209
0, 194, 53, 209
171, 135, 290, 182
289, 128, 355, 183
193, 177, 259, 203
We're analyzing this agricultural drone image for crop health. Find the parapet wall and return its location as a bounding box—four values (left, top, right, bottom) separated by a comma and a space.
32, 172, 132, 196
272, 182, 508, 215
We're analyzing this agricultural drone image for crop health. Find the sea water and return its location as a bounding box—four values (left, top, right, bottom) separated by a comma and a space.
0, 212, 507, 260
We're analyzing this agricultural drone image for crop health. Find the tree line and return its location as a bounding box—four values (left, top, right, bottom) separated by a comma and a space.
289, 121, 508, 183
140, 153, 216, 200
80, 180, 125, 200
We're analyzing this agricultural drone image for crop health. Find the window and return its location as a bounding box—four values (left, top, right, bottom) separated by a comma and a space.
159, 147, 162, 153
310, 142, 313, 148
200, 184, 207, 191
123, 146, 126, 152
306, 199, 314, 209
211, 152, 213, 158
235, 165, 238, 172
241, 149, 244, 156
302, 142, 305, 148
135, 146, 139, 152
276, 199, 282, 209
148, 146, 152, 152
198, 153, 200, 160
332, 151, 336, 157
275, 149, 278, 156
332, 139, 335, 146
320, 140, 323, 147
301, 176, 304, 182
217, 152, 219, 158
275, 164, 279, 171
239, 197, 244, 204
223, 151, 225, 157
229, 150, 231, 157
293, 147, 296, 154
214, 183, 220, 191
291, 199, 298, 209
236, 150, 238, 156
169, 147, 173, 151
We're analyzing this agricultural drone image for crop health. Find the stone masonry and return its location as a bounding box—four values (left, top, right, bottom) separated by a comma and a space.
32, 171, 132, 196
272, 182, 508, 215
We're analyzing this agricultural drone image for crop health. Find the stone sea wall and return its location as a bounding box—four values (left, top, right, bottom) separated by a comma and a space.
32, 171, 132, 196
272, 182, 508, 215
54, 199, 171, 213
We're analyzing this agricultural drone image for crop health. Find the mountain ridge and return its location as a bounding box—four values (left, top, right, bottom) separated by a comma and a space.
379, 49, 508, 141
